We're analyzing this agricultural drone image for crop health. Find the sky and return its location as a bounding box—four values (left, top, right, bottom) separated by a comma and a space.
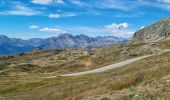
0, 0, 170, 39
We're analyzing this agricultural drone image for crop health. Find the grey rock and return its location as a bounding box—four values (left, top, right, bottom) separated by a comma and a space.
133, 17, 170, 42
40, 33, 128, 50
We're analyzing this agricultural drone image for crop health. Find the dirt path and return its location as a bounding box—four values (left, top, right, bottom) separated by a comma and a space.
60, 49, 170, 76
60, 55, 153, 76
39, 49, 170, 78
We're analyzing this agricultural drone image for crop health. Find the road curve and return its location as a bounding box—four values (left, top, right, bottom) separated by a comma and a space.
60, 55, 153, 76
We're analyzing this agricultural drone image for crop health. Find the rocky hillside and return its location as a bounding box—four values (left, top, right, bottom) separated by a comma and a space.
133, 18, 170, 42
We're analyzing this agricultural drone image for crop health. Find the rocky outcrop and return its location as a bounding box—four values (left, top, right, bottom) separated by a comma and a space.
133, 18, 170, 42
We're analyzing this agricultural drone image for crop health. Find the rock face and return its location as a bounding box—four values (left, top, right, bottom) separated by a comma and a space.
133, 18, 170, 42
39, 33, 128, 50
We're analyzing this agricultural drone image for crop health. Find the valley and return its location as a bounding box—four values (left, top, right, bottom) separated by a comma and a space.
0, 38, 169, 99
0, 1, 170, 99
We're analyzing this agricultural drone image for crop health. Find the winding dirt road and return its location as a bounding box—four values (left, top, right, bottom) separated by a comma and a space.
60, 55, 153, 76
39, 49, 169, 78
60, 49, 170, 76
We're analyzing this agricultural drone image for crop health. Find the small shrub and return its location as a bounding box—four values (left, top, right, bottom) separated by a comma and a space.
57, 56, 68, 60
133, 70, 144, 85
19, 53, 25, 56
129, 53, 139, 57
0, 70, 8, 75
6, 55, 14, 59
109, 71, 144, 90
0, 62, 9, 70
17, 64, 39, 72
119, 92, 155, 100
78, 55, 89, 60
109, 77, 134, 90
101, 97, 110, 100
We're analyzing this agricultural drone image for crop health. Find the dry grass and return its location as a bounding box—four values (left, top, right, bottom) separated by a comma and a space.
0, 42, 169, 100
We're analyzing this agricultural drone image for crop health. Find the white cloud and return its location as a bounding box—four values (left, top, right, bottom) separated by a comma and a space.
140, 26, 145, 29
137, 0, 170, 10
63, 13, 77, 17
39, 28, 66, 33
158, 0, 170, 3
69, 0, 89, 7
106, 29, 134, 38
69, 0, 170, 12
96, 0, 170, 11
31, 0, 65, 5
49, 13, 60, 18
95, 0, 135, 11
5, 5, 42, 16
36, 22, 134, 38
55, 0, 65, 4
154, 0, 170, 10
48, 13, 76, 18
29, 25, 39, 29
31, 0, 52, 5
103, 23, 134, 38
69, 0, 139, 11
105, 23, 128, 30
63, 23, 134, 38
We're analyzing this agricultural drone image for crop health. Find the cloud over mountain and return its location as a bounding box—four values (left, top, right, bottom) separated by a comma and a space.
39, 28, 66, 34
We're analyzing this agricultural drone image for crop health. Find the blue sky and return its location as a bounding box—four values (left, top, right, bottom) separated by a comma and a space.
0, 0, 170, 39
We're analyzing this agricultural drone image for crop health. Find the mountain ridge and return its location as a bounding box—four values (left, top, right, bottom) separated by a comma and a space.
40, 33, 128, 50
0, 34, 128, 55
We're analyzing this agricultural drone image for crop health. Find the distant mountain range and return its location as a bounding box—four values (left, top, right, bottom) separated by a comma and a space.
0, 33, 128, 55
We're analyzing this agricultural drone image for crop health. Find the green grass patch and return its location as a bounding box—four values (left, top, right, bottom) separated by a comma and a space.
57, 56, 68, 60
119, 92, 155, 100
77, 55, 90, 60
0, 62, 9, 71
0, 81, 44, 95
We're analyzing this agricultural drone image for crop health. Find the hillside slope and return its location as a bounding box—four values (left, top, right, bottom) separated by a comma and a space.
133, 18, 170, 42
0, 38, 169, 99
